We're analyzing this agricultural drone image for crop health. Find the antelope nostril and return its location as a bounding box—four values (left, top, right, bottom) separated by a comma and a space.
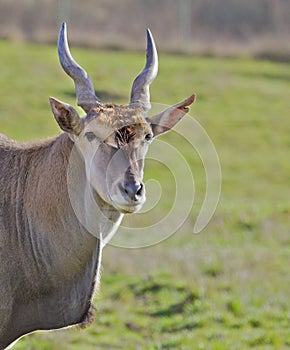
136, 183, 143, 196
123, 181, 144, 201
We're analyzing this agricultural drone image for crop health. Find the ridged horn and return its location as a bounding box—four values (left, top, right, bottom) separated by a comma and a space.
130, 28, 158, 111
58, 22, 100, 113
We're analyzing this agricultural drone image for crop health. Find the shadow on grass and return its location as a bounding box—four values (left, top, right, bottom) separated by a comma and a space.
167, 321, 205, 333
132, 281, 167, 296
150, 292, 199, 318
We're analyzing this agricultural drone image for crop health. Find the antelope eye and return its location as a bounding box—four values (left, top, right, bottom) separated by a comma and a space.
144, 133, 153, 141
85, 131, 96, 142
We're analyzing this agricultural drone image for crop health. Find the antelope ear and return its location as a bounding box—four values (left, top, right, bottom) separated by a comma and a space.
49, 97, 83, 136
151, 94, 196, 137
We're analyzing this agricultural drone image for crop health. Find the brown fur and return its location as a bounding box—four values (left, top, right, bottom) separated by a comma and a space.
77, 304, 97, 329
87, 104, 147, 130
0, 133, 104, 348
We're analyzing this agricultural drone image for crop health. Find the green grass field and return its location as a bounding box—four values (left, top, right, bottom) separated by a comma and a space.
0, 40, 289, 349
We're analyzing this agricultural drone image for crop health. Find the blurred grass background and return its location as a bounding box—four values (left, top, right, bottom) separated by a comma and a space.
0, 1, 289, 349
1, 0, 290, 60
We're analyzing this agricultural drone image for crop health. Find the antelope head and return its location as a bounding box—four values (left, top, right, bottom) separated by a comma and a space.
50, 23, 195, 214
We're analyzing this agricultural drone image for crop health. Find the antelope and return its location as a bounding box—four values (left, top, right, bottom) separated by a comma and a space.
0, 23, 195, 349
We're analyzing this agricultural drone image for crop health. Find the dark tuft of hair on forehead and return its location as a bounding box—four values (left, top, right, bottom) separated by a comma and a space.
115, 126, 136, 147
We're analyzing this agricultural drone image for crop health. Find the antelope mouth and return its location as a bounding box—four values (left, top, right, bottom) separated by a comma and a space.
109, 195, 146, 214
115, 203, 143, 214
